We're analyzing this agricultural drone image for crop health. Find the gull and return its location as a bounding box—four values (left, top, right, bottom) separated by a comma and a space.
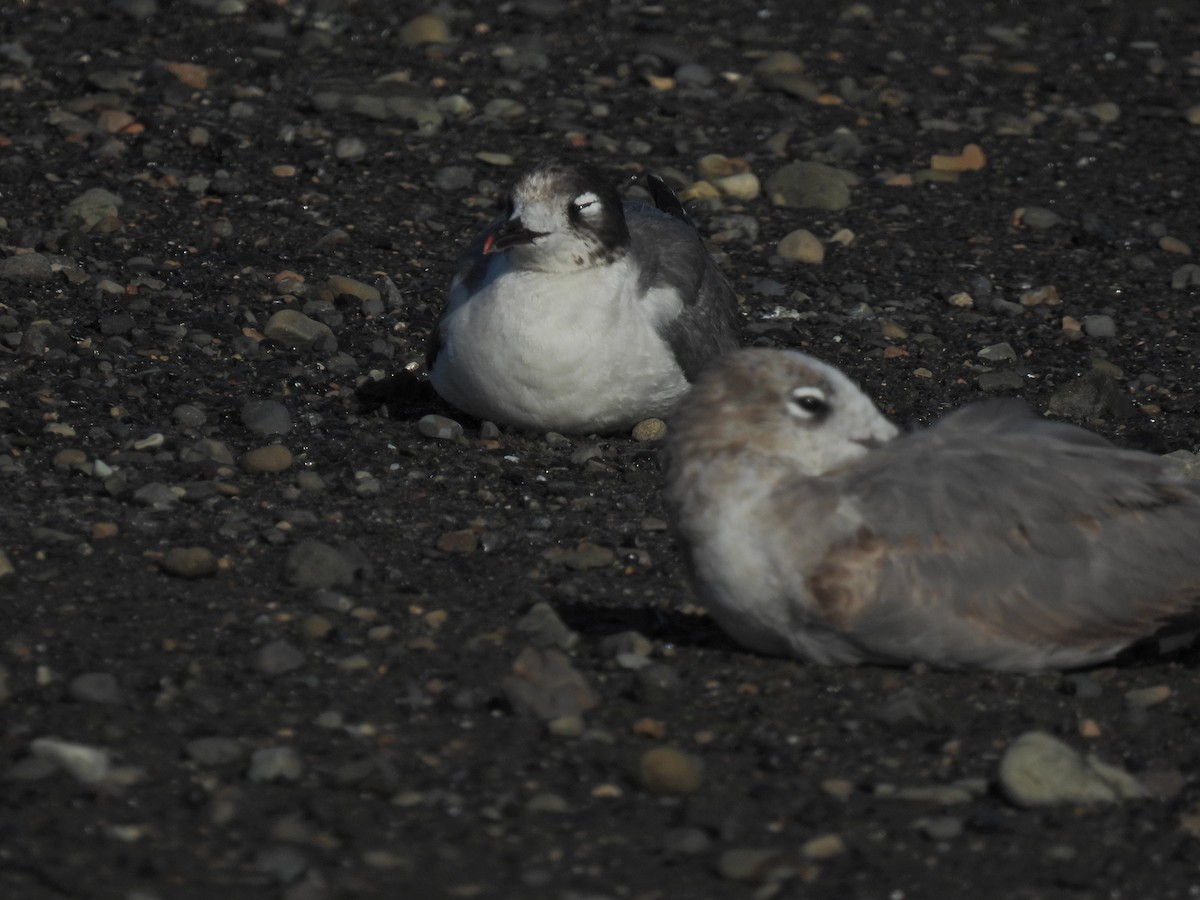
664, 348, 1200, 671
427, 159, 740, 434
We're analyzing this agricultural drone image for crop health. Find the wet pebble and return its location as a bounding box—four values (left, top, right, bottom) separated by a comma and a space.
777, 229, 824, 264
239, 444, 293, 473
638, 746, 703, 794
161, 546, 219, 578
1016, 206, 1063, 229
263, 309, 333, 349
663, 826, 711, 855
1125, 685, 1171, 709
634, 663, 682, 702
248, 746, 304, 782
0, 252, 56, 282
515, 601, 579, 650
401, 13, 450, 45
1082, 315, 1116, 338
1171, 263, 1200, 289
133, 482, 180, 508
434, 166, 474, 192
31, 737, 110, 784
68, 672, 122, 704
436, 529, 477, 554
257, 640, 306, 675
241, 400, 292, 436
61, 187, 123, 233
327, 275, 380, 302
502, 646, 598, 720
418, 414, 464, 441
766, 161, 859, 210
631, 417, 666, 441
173, 404, 207, 428
186, 736, 245, 765
284, 539, 364, 589
917, 816, 964, 841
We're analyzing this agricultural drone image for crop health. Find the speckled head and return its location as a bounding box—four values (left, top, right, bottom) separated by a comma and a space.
668, 348, 901, 476
492, 159, 631, 272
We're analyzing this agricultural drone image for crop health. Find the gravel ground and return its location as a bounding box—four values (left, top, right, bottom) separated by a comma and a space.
2, 1, 1200, 898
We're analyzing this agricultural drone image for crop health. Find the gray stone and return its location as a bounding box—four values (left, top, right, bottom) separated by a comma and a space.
418, 414, 464, 441
283, 539, 364, 589
502, 646, 598, 720
241, 399, 292, 436
977, 370, 1024, 392
254, 845, 309, 884
1082, 315, 1117, 338
1046, 370, 1133, 419
0, 252, 55, 282
1019, 206, 1064, 229
61, 187, 123, 233
248, 746, 304, 782
766, 161, 860, 211
434, 166, 473, 191
514, 602, 579, 650
68, 672, 122, 704
257, 640, 306, 675
30, 737, 110, 784
186, 736, 245, 765
133, 482, 180, 508
264, 309, 334, 349
334, 136, 367, 162
173, 404, 208, 428
977, 342, 1017, 362
917, 816, 964, 840
19, 321, 72, 356
1170, 264, 1200, 290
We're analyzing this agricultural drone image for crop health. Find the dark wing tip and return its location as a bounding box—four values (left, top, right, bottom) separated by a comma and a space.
644, 173, 695, 227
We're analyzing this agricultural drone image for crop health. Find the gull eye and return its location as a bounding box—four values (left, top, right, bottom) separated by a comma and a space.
572, 191, 600, 213
787, 385, 830, 420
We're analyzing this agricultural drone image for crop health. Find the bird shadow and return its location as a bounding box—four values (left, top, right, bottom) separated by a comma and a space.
554, 600, 744, 653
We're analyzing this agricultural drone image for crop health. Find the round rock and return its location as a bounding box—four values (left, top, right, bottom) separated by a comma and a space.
638, 747, 703, 794
240, 399, 292, 436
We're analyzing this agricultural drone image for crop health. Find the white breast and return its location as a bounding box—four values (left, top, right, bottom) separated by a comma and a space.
431, 256, 689, 433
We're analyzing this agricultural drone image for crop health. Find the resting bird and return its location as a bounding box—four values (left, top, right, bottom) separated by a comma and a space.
427, 159, 740, 434
664, 348, 1200, 672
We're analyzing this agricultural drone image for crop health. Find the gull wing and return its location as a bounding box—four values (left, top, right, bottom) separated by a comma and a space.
625, 200, 740, 380
777, 401, 1200, 670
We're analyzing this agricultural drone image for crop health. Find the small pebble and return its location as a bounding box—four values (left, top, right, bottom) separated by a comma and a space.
1082, 315, 1117, 338
1159, 236, 1192, 256
161, 546, 219, 578
418, 414, 464, 441
638, 746, 703, 794
257, 640, 306, 675
1125, 685, 1171, 709
67, 672, 122, 704
31, 737, 110, 784
777, 229, 824, 264
185, 737, 244, 765
631, 418, 667, 441
401, 13, 450, 45
240, 399, 292, 436
239, 444, 293, 473
247, 746, 304, 782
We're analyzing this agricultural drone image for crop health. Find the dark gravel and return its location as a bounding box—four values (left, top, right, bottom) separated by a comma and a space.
3, 1, 1200, 898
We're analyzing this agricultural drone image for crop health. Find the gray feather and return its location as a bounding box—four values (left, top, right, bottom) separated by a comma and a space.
792, 403, 1200, 669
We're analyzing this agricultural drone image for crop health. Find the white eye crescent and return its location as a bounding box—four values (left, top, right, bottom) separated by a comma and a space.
573, 191, 600, 213
787, 386, 830, 420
